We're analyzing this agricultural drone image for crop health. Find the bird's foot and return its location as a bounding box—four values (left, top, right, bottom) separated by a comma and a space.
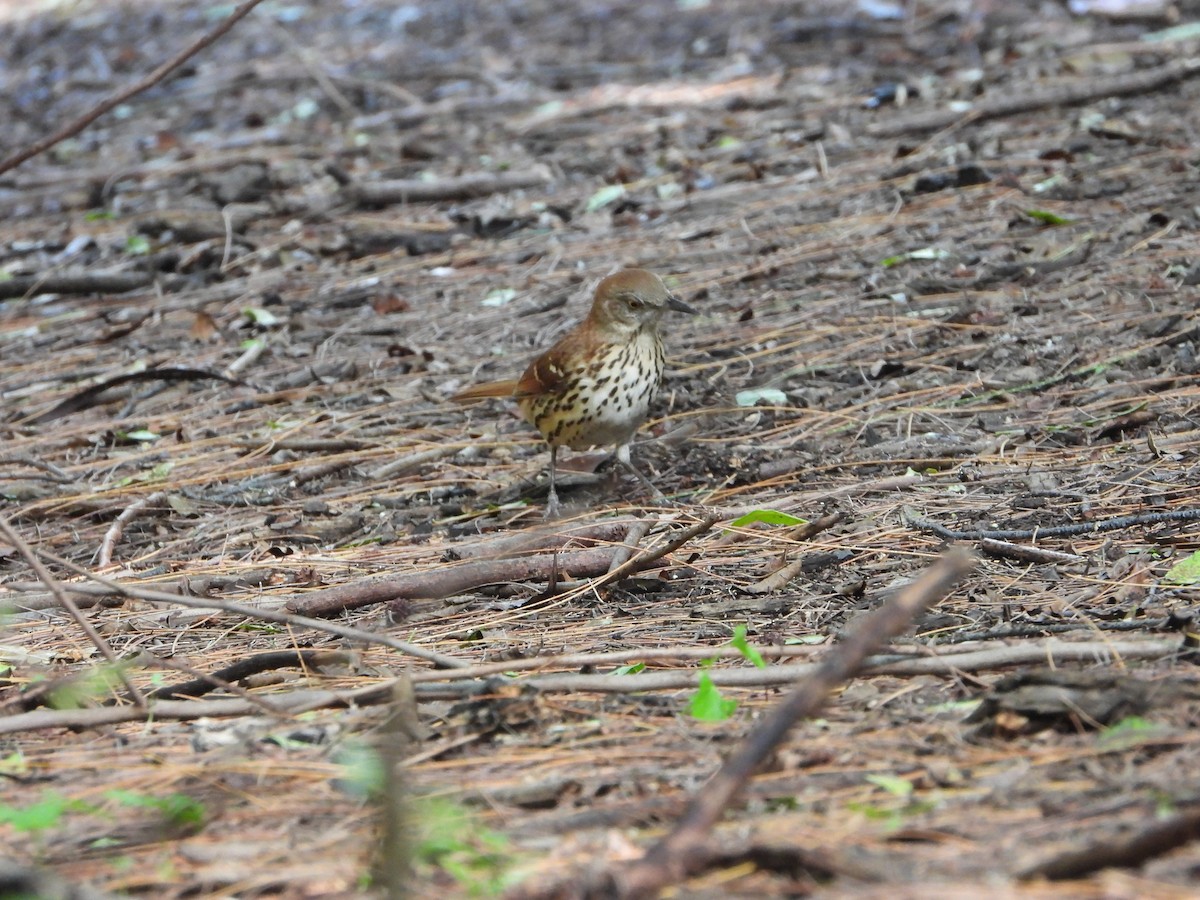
544, 486, 562, 520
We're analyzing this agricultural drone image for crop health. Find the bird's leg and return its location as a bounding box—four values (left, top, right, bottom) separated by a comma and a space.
615, 443, 669, 504
544, 445, 562, 519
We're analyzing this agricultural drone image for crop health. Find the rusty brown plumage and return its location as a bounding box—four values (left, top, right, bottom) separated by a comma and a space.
452, 268, 696, 516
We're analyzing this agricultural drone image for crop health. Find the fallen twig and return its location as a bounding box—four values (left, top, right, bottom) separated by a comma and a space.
145, 649, 359, 700
0, 686, 393, 736
867, 57, 1200, 138
606, 518, 652, 573
0, 271, 188, 301
344, 168, 551, 205
592, 513, 721, 590
399, 637, 1177, 690
904, 505, 1200, 541
289, 546, 622, 617
451, 517, 639, 560
27, 368, 246, 425
372, 444, 464, 480
0, 0, 271, 178
98, 491, 168, 567
979, 538, 1088, 565
1018, 803, 1200, 881
291, 514, 717, 617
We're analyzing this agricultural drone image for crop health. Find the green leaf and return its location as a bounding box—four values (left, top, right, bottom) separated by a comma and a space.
292, 97, 320, 120
729, 509, 807, 528
1024, 209, 1073, 226
1143, 21, 1200, 41
120, 429, 160, 443
1099, 716, 1172, 751
612, 662, 645, 675
1164, 550, 1200, 585
0, 793, 74, 832
728, 625, 766, 669
242, 307, 281, 326
85, 209, 116, 221
880, 247, 949, 267
688, 673, 737, 721
334, 742, 387, 799
586, 183, 626, 213
481, 288, 518, 307
655, 181, 683, 200
865, 773, 913, 798
124, 234, 151, 255
735, 388, 788, 407
0, 752, 28, 776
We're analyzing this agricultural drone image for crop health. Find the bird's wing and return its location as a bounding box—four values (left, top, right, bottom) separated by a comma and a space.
514, 350, 568, 399
513, 328, 594, 400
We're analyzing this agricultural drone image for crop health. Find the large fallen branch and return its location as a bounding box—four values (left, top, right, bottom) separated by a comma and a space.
285, 514, 718, 617
866, 57, 1200, 138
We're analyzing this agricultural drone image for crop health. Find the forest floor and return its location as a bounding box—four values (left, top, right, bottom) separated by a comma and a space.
2, 0, 1200, 896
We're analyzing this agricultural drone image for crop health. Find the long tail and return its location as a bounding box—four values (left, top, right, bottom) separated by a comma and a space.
449, 379, 520, 403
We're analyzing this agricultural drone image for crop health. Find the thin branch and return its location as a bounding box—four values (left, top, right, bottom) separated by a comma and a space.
98, 491, 168, 567
1018, 804, 1200, 881
866, 57, 1200, 138
0, 0, 271, 177
592, 513, 721, 589
904, 505, 1200, 542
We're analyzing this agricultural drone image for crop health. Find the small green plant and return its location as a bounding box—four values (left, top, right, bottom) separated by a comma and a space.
47, 664, 132, 709
1098, 716, 1171, 751
846, 773, 936, 830
105, 790, 206, 829
728, 625, 766, 669
0, 788, 205, 839
688, 671, 737, 722
0, 793, 80, 832
413, 797, 516, 896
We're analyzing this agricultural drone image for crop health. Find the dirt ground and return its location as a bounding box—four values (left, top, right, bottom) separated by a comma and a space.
2, 0, 1200, 896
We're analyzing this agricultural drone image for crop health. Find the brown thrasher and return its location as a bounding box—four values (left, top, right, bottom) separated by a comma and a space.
452, 268, 696, 516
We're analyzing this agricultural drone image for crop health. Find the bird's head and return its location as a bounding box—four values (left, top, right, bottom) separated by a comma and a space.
588, 269, 696, 334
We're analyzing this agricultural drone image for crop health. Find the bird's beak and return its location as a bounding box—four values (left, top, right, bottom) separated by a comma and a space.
667, 294, 698, 315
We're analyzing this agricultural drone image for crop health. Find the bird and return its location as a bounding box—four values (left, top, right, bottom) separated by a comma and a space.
451, 268, 697, 517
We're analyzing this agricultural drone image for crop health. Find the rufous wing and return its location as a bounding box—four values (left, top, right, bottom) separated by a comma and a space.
514, 349, 568, 400
514, 326, 600, 400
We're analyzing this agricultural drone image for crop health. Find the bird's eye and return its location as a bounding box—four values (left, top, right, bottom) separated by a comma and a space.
627, 297, 644, 309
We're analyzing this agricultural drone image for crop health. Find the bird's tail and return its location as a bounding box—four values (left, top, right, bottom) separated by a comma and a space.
449, 379, 520, 403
